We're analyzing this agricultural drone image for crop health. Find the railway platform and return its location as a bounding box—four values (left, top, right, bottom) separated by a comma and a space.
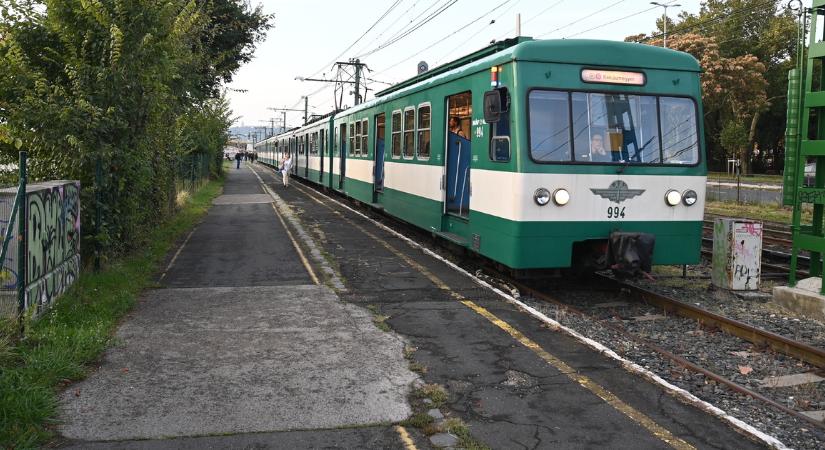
57, 164, 771, 449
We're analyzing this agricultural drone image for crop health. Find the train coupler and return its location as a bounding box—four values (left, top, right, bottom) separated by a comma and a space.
607, 232, 655, 279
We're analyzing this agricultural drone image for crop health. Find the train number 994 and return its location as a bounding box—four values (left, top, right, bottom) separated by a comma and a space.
607, 206, 626, 219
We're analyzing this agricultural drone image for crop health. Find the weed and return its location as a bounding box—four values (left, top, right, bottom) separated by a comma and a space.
366, 304, 391, 332
443, 418, 490, 450
415, 383, 448, 408
400, 412, 434, 429
409, 361, 427, 374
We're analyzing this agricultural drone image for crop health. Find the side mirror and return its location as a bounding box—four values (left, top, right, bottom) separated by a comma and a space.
484, 90, 502, 123
484, 87, 509, 124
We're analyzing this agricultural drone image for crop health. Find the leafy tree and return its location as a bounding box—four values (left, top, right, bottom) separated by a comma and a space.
629, 0, 798, 173
0, 0, 272, 260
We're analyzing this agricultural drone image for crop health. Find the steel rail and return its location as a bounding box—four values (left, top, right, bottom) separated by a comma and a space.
509, 277, 825, 432
598, 275, 825, 369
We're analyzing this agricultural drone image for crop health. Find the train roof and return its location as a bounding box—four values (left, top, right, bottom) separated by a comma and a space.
375, 37, 700, 98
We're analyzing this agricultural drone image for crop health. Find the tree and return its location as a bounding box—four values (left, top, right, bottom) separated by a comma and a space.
628, 0, 798, 173
657, 33, 768, 173
0, 0, 272, 259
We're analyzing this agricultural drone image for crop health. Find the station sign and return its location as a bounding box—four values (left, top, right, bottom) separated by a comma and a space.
581, 69, 645, 86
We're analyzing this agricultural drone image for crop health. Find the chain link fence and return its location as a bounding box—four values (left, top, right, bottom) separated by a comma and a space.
175, 152, 212, 195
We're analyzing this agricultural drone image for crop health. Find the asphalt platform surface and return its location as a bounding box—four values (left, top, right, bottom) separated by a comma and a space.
57, 166, 421, 449
56, 163, 770, 449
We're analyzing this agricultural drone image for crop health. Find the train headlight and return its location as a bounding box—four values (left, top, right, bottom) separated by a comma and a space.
682, 190, 698, 206
665, 189, 682, 207
534, 188, 551, 206
553, 188, 570, 206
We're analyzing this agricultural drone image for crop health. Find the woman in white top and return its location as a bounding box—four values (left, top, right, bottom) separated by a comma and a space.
280, 155, 293, 187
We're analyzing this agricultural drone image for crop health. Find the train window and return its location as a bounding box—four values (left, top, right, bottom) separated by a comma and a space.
490, 137, 510, 162
355, 120, 362, 155
490, 100, 510, 162
569, 92, 660, 164
660, 97, 699, 164
338, 124, 345, 157
417, 104, 431, 160
361, 119, 368, 156
391, 111, 402, 158
528, 91, 571, 162
349, 123, 355, 156
403, 107, 415, 159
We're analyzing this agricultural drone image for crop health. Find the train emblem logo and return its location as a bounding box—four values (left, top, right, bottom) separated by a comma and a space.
590, 180, 645, 204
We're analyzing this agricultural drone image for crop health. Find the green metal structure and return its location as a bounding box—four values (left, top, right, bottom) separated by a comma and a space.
788, 1, 825, 291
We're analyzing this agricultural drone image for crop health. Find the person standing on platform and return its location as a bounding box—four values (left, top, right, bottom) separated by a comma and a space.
281, 154, 293, 187
235, 151, 242, 169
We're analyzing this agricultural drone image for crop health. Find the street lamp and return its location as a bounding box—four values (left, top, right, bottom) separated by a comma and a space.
650, 2, 681, 48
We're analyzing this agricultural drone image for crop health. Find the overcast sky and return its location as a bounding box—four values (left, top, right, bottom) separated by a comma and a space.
228, 0, 702, 130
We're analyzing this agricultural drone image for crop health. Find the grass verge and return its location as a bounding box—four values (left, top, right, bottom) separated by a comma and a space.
707, 172, 783, 185
0, 177, 223, 448
705, 200, 805, 224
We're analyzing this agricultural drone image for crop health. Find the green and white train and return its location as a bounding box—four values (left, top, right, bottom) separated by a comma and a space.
256, 37, 705, 273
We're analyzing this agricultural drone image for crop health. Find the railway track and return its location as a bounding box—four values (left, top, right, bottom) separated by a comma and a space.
506, 275, 825, 433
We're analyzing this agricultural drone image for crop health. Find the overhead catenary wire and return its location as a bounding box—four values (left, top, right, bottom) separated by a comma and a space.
431, 0, 525, 66
537, 0, 627, 38
636, 0, 779, 43
356, 0, 461, 58
493, 0, 566, 41
352, 0, 430, 57
373, 0, 516, 77
301, 0, 403, 80
564, 4, 663, 39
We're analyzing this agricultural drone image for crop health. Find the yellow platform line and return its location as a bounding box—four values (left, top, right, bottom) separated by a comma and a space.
395, 425, 418, 450
293, 183, 695, 450
248, 165, 320, 285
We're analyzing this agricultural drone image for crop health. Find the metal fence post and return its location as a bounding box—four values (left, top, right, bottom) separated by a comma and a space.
17, 151, 27, 329
94, 157, 102, 272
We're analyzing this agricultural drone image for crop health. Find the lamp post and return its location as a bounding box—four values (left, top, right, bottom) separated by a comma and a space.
650, 2, 681, 48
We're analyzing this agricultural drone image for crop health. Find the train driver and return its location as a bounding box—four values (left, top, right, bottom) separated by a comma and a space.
590, 132, 611, 162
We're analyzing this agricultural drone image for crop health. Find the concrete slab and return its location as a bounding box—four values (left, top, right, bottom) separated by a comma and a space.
758, 372, 825, 388
161, 203, 310, 288
212, 193, 273, 205
773, 277, 825, 321
59, 426, 408, 450
59, 284, 418, 441
801, 411, 825, 422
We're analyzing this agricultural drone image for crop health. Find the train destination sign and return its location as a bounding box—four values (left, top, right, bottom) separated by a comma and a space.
581, 69, 645, 86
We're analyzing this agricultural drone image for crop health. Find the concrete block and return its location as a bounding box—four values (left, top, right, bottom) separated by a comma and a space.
773, 277, 825, 321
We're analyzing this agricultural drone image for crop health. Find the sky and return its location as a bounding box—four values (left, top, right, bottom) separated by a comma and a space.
227, 0, 702, 132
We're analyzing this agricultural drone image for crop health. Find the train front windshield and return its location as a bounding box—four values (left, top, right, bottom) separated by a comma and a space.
528, 90, 699, 165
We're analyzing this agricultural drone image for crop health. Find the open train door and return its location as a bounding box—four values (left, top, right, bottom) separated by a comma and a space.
373, 113, 386, 204
440, 92, 472, 245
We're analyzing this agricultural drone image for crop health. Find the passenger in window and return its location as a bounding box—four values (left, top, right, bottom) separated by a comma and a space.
590, 133, 611, 162
449, 116, 465, 138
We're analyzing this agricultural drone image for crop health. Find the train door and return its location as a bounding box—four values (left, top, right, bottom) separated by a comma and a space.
338, 123, 346, 190
304, 134, 309, 178
444, 92, 472, 219
373, 113, 386, 201
319, 129, 325, 183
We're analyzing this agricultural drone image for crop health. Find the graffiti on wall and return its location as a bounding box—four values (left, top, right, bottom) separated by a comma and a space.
25, 181, 81, 314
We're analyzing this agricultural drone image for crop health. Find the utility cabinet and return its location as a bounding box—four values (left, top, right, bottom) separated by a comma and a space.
711, 219, 763, 291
